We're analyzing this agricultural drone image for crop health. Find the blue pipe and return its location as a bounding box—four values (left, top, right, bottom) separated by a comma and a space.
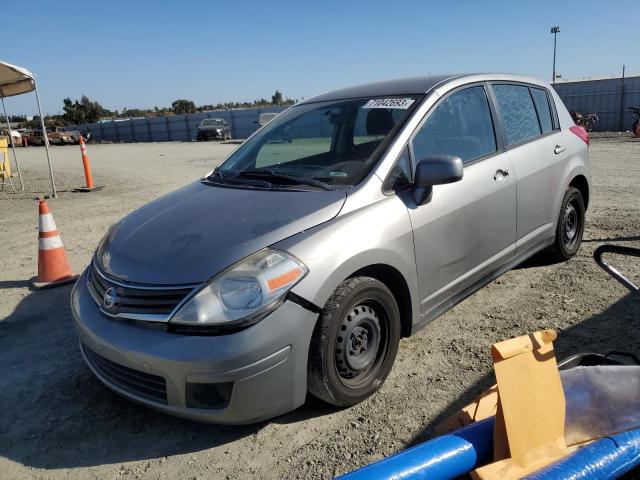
336, 416, 494, 480
524, 427, 640, 480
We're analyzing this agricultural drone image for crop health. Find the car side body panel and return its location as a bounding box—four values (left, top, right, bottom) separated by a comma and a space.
287, 73, 589, 335
408, 150, 517, 314
507, 131, 566, 251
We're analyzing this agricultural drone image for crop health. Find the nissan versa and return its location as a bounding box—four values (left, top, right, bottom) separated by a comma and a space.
71, 74, 590, 424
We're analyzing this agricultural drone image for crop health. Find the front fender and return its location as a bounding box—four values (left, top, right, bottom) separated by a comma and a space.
275, 195, 420, 326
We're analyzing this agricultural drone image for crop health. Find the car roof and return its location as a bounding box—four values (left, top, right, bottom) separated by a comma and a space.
301, 75, 461, 103
300, 73, 551, 104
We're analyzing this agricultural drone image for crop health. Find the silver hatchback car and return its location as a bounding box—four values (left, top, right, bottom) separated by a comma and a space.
72, 74, 590, 424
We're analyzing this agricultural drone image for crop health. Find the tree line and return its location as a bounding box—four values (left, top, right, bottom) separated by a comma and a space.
59, 90, 295, 126
5, 90, 297, 129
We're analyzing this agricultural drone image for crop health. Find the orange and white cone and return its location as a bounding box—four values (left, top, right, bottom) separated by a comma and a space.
74, 135, 104, 192
32, 199, 79, 289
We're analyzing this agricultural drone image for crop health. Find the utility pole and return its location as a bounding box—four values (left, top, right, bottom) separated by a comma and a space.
551, 26, 560, 83
619, 65, 626, 131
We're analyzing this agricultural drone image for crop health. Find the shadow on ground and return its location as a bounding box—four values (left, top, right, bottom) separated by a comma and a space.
0, 283, 334, 470
406, 289, 640, 447
515, 251, 564, 269
583, 235, 640, 243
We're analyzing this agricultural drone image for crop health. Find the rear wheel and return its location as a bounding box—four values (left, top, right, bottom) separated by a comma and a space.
307, 277, 401, 406
548, 187, 585, 261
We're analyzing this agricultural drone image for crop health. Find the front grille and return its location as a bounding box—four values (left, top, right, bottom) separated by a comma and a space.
88, 263, 195, 320
82, 344, 168, 404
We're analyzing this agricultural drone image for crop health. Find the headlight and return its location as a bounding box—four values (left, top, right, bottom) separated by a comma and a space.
95, 224, 117, 270
171, 249, 308, 328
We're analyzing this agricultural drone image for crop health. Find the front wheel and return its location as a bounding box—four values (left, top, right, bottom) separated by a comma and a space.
307, 277, 401, 406
548, 187, 585, 261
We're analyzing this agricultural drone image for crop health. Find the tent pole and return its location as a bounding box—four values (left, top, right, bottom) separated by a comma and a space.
1, 93, 24, 189
33, 78, 56, 197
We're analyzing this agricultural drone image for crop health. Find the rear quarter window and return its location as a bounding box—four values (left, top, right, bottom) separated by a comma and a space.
493, 84, 541, 146
530, 88, 553, 134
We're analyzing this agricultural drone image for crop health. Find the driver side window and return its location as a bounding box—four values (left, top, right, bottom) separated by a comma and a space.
412, 86, 497, 164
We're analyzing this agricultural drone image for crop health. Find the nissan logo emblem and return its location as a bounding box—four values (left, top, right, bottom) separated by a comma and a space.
103, 287, 117, 309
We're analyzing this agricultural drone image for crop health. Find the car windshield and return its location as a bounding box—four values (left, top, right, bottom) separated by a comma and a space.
202, 119, 225, 126
215, 96, 421, 187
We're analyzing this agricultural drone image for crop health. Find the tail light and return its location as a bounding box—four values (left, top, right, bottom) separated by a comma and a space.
569, 125, 589, 145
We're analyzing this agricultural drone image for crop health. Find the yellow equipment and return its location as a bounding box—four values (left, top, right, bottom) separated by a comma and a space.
0, 136, 14, 191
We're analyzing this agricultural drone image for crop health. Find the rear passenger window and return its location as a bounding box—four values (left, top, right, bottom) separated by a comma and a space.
493, 84, 541, 145
530, 88, 553, 134
412, 86, 496, 164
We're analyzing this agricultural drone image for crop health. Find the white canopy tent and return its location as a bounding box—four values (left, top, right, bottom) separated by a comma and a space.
0, 61, 56, 196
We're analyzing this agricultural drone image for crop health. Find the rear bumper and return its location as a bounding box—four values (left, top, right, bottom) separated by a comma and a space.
71, 270, 318, 424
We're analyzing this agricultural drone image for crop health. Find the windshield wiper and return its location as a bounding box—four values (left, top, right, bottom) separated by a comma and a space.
239, 170, 336, 191
205, 169, 273, 188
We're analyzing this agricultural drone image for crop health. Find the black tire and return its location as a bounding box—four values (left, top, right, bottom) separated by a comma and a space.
548, 187, 585, 261
307, 276, 401, 406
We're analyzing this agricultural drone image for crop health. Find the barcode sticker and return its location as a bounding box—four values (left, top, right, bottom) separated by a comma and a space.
363, 98, 415, 109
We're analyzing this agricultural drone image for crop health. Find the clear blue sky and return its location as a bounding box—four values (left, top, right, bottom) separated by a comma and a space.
4, 0, 637, 116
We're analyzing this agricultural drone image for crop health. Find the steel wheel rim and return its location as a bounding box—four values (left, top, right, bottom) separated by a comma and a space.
563, 200, 579, 249
335, 302, 388, 388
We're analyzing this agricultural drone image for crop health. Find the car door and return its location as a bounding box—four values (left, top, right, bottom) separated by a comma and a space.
406, 84, 517, 314
490, 83, 566, 251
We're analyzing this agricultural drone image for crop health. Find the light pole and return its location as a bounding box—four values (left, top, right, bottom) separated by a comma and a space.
551, 26, 560, 83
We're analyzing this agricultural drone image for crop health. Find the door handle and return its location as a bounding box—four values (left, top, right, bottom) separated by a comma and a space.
554, 145, 566, 154
494, 169, 509, 181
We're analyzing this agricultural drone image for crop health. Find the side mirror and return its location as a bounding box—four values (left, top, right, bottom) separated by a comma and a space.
413, 155, 463, 205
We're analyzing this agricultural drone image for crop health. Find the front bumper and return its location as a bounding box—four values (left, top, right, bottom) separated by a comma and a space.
197, 130, 225, 140
71, 270, 318, 424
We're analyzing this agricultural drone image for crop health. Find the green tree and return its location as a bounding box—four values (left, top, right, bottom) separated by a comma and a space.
271, 90, 284, 106
62, 95, 105, 124
1, 114, 27, 123
171, 99, 197, 114
25, 116, 41, 129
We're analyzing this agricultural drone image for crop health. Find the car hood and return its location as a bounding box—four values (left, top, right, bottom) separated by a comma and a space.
97, 180, 346, 285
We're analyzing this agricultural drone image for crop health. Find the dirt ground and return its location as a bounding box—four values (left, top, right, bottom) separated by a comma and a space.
1, 137, 639, 480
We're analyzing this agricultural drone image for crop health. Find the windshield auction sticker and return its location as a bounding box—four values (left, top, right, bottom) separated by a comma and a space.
363, 98, 415, 109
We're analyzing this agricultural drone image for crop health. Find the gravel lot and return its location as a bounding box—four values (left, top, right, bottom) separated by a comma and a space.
1, 137, 639, 480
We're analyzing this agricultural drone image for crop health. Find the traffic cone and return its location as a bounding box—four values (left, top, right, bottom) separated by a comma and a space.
32, 199, 79, 289
74, 136, 104, 192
